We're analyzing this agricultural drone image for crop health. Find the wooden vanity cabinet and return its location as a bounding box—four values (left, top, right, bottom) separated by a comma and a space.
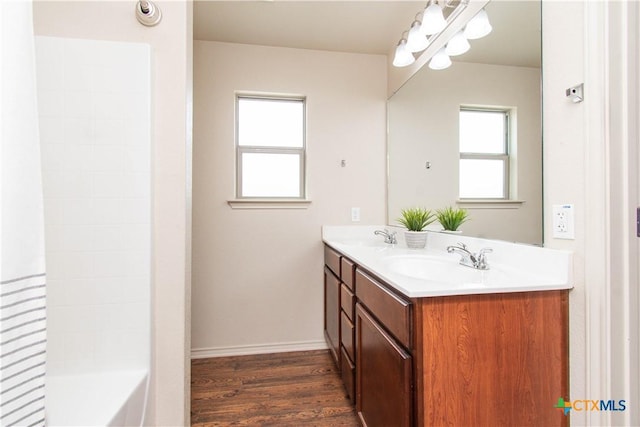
325, 245, 569, 426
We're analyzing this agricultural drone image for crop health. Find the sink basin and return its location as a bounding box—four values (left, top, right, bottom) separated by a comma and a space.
384, 255, 539, 288
384, 255, 486, 285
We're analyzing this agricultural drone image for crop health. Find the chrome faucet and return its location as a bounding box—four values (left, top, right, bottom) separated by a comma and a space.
374, 229, 397, 245
446, 243, 493, 270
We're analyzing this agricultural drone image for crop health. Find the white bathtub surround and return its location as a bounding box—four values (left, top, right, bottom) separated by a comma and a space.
323, 225, 573, 298
35, 36, 151, 425
0, 2, 47, 426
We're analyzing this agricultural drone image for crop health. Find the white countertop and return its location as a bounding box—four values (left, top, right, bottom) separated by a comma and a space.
322, 225, 573, 298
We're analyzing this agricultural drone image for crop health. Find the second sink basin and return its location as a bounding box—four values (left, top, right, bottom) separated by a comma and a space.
384, 255, 487, 285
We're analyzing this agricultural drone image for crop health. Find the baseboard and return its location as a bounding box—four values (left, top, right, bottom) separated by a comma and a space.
191, 340, 328, 359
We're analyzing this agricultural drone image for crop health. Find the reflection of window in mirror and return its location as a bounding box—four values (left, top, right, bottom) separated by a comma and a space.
458, 108, 513, 200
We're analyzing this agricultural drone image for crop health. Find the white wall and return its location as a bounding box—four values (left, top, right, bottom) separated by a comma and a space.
191, 41, 387, 356
388, 61, 542, 244
36, 36, 151, 376
33, 2, 192, 425
542, 3, 587, 423
544, 2, 640, 425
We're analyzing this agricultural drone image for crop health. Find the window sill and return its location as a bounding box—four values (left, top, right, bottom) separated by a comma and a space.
456, 199, 525, 209
227, 199, 312, 210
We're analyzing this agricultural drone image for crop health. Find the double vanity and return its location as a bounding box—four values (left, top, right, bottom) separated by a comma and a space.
323, 225, 572, 426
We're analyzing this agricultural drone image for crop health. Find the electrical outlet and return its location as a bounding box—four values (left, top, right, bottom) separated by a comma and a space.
552, 204, 574, 239
351, 207, 360, 222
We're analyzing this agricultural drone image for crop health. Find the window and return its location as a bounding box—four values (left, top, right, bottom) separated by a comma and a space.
459, 108, 510, 199
236, 95, 306, 199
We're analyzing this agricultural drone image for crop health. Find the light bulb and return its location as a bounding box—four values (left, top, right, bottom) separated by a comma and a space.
464, 9, 492, 40
445, 31, 470, 56
392, 40, 415, 67
406, 21, 429, 53
421, 2, 446, 36
429, 48, 451, 70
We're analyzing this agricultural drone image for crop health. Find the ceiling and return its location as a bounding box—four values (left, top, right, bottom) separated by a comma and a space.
193, 1, 541, 68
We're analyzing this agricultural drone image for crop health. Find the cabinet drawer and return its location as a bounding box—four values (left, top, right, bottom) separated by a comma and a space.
341, 257, 355, 290
324, 245, 341, 277
341, 310, 355, 361
340, 345, 355, 405
341, 284, 355, 321
356, 269, 412, 349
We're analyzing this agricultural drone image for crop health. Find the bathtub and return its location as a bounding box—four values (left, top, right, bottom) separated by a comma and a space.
46, 370, 148, 427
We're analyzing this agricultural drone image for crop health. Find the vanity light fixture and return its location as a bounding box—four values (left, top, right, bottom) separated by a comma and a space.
392, 0, 491, 69
407, 20, 429, 53
391, 0, 454, 68
429, 47, 452, 70
392, 38, 416, 67
463, 8, 492, 40
421, 1, 447, 36
445, 30, 470, 56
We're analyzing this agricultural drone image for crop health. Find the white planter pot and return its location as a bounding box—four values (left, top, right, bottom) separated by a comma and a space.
404, 230, 428, 249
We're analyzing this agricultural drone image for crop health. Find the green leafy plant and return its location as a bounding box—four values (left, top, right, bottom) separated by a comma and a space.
397, 207, 436, 232
436, 206, 469, 231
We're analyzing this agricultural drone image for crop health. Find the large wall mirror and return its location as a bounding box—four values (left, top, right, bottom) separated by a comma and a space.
388, 0, 542, 245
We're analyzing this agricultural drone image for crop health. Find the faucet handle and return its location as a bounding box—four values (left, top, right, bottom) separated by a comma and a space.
374, 229, 397, 244
384, 229, 397, 244
476, 247, 493, 269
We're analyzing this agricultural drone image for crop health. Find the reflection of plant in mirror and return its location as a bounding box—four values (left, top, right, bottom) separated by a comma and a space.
436, 206, 469, 231
397, 207, 436, 231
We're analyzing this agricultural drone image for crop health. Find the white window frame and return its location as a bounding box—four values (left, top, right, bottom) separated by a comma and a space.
235, 94, 307, 201
459, 107, 510, 200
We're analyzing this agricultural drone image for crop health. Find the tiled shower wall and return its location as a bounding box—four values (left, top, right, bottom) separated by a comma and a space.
35, 37, 150, 375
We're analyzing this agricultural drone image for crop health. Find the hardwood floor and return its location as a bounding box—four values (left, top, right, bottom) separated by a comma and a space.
191, 350, 359, 426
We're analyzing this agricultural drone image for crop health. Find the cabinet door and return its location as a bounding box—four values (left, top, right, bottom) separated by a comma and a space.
324, 267, 340, 367
356, 303, 412, 427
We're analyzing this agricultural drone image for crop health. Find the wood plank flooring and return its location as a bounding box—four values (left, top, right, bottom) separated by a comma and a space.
191, 350, 359, 426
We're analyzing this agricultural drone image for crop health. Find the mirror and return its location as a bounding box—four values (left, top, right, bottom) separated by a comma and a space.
387, 0, 542, 245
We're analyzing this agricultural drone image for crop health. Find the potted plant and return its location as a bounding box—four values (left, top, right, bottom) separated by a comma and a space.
397, 207, 436, 248
436, 206, 469, 233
